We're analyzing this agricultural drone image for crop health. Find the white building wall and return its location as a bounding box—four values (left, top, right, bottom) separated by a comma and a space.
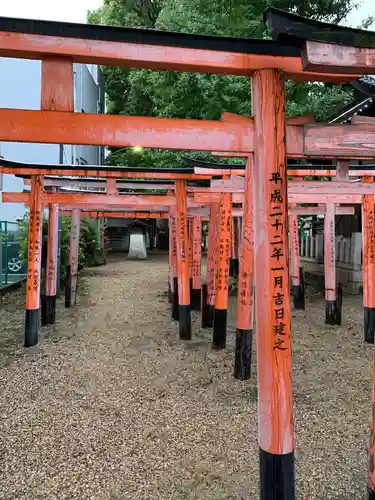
0, 58, 104, 222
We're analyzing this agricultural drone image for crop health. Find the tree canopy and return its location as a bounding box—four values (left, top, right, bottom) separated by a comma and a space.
88, 0, 362, 168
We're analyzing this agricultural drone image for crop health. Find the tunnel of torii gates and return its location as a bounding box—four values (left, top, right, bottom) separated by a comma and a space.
3, 5, 375, 499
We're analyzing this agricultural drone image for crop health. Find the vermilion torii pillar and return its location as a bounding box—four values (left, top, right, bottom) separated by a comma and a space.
252, 69, 295, 499
230, 216, 239, 277
202, 203, 219, 328
234, 155, 254, 380
175, 180, 191, 339
65, 208, 81, 308
363, 176, 375, 343
43, 202, 59, 325
289, 212, 305, 310
191, 215, 202, 310
169, 212, 179, 321
25, 175, 44, 347
213, 192, 231, 349
324, 202, 342, 325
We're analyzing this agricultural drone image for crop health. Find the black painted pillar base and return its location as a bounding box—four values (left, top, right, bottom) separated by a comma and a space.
41, 295, 56, 326
259, 448, 295, 500
65, 282, 71, 308
24, 308, 40, 348
172, 277, 179, 321
178, 304, 191, 340
325, 285, 343, 326
213, 308, 227, 349
368, 487, 375, 500
234, 328, 253, 380
364, 307, 375, 343
292, 267, 305, 310
230, 258, 239, 278
191, 288, 201, 311
292, 285, 305, 310
168, 281, 172, 303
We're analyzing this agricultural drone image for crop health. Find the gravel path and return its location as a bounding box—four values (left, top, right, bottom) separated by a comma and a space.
0, 254, 373, 499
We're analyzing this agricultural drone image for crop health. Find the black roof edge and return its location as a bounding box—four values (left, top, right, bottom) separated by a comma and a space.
264, 7, 375, 49
0, 15, 301, 57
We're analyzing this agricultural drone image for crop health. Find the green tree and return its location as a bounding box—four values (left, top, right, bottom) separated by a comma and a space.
88, 0, 360, 168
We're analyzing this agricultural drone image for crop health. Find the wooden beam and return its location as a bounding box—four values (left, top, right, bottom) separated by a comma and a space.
234, 155, 254, 379
25, 175, 44, 347
252, 69, 294, 493
175, 180, 191, 339
59, 210, 169, 219
210, 179, 375, 195
302, 40, 375, 74
204, 204, 219, 328
0, 29, 356, 82
66, 209, 81, 308
362, 176, 375, 343
5, 109, 375, 157
304, 123, 375, 157
0, 109, 254, 152
213, 192, 231, 348
0, 165, 211, 180
2, 192, 177, 206
43, 178, 175, 190
41, 58, 74, 111
194, 167, 246, 176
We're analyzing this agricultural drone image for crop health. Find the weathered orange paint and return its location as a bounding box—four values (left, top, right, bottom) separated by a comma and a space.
192, 216, 202, 290
69, 209, 81, 307
59, 210, 169, 219
169, 212, 178, 285
188, 219, 193, 280
41, 56, 73, 300
194, 167, 246, 176
362, 177, 375, 308
0, 109, 254, 152
236, 155, 254, 331
206, 204, 219, 307
252, 69, 294, 455
290, 213, 300, 287
215, 193, 231, 310
302, 40, 375, 74
0, 30, 355, 81
0, 164, 212, 180
304, 123, 375, 158
46, 203, 59, 297
41, 58, 74, 111
175, 181, 190, 306
324, 203, 336, 301
26, 175, 44, 310
2, 192, 176, 206
106, 178, 118, 194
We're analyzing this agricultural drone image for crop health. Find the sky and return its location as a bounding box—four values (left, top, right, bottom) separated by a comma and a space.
0, 0, 103, 23
0, 0, 373, 26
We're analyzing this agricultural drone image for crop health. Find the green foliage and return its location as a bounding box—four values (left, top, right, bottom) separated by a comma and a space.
88, 0, 361, 168
17, 213, 105, 282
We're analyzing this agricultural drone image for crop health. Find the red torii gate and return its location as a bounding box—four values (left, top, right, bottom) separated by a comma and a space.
2, 7, 375, 498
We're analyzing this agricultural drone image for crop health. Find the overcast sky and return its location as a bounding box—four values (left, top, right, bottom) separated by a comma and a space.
0, 0, 373, 26
0, 0, 103, 23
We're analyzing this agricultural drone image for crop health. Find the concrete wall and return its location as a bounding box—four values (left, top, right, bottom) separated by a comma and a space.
0, 58, 104, 223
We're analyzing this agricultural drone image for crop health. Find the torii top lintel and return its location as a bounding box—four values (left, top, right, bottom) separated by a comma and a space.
0, 9, 374, 79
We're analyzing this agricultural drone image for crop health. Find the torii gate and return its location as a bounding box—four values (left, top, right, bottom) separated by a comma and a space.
2, 7, 375, 498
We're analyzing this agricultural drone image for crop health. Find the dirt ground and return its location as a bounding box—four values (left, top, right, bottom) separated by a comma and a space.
0, 253, 373, 499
